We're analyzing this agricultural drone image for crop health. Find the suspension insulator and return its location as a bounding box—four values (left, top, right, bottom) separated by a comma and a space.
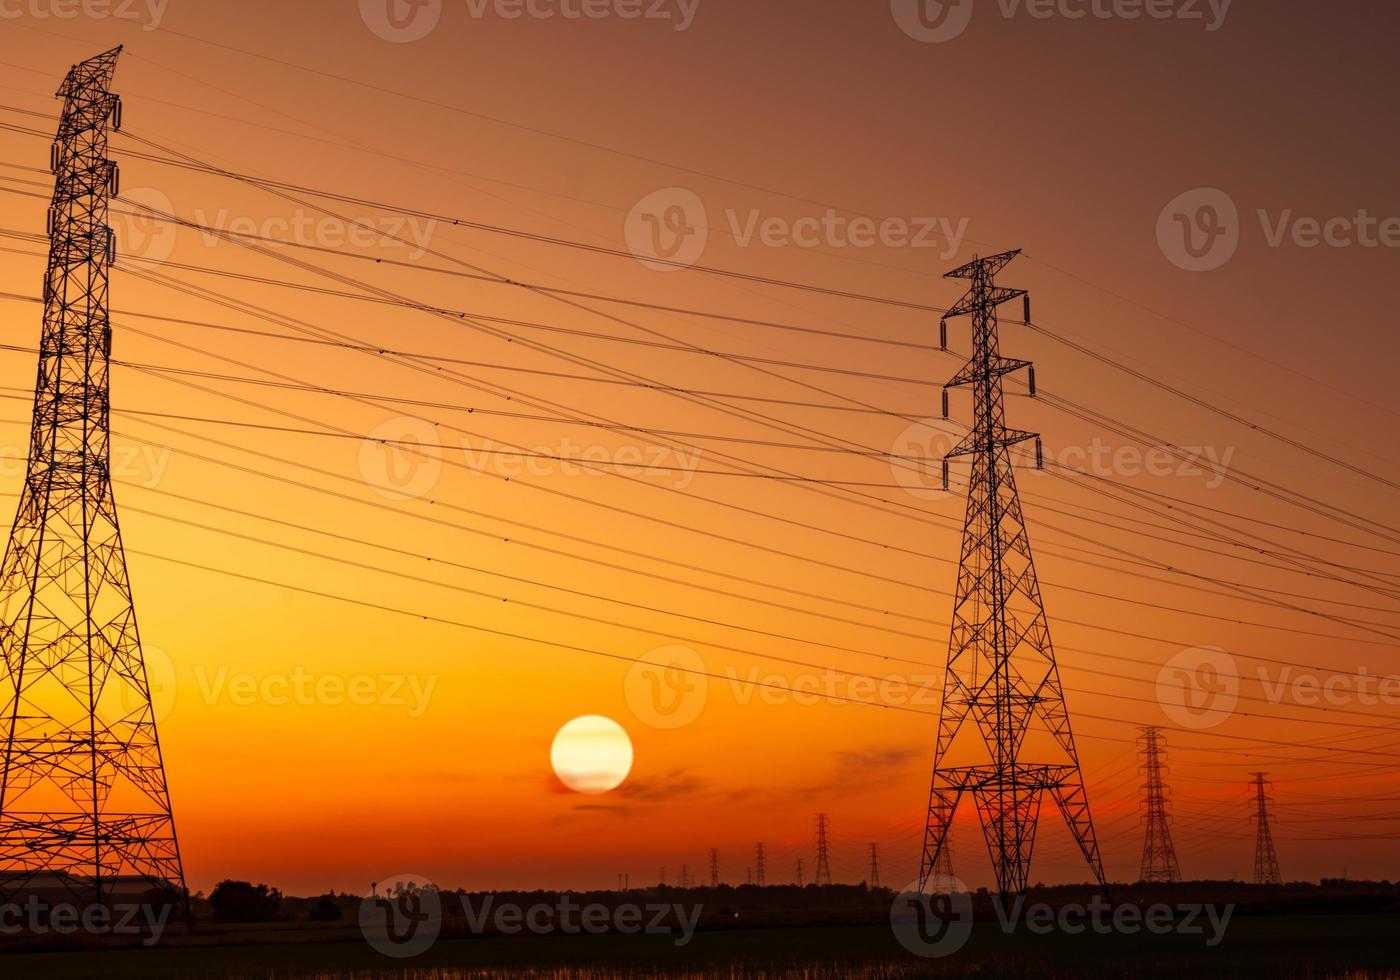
939, 320, 947, 351
46, 208, 56, 236
1035, 437, 1044, 470
111, 96, 122, 131
108, 163, 120, 197
1028, 366, 1037, 398
941, 388, 949, 420
1024, 294, 1031, 323
942, 460, 950, 491
51, 142, 61, 173
106, 228, 117, 266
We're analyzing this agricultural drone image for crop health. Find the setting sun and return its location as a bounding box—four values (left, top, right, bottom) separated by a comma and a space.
550, 716, 634, 795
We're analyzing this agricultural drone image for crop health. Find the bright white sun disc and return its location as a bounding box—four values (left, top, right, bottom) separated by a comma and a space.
550, 715, 634, 795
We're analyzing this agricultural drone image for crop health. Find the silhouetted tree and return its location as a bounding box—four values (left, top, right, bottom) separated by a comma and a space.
308, 894, 343, 921
209, 880, 283, 922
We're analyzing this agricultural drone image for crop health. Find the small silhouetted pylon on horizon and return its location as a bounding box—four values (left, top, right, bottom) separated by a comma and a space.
815, 814, 833, 885
710, 848, 719, 888
869, 843, 881, 889
1250, 773, 1282, 885
928, 834, 957, 893
754, 842, 766, 886
1139, 726, 1183, 883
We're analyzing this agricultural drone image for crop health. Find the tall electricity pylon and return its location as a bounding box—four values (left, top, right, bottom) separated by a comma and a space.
0, 47, 186, 907
1139, 727, 1182, 883
815, 813, 833, 885
753, 842, 766, 886
919, 250, 1104, 897
868, 843, 881, 889
709, 847, 719, 888
1250, 773, 1282, 885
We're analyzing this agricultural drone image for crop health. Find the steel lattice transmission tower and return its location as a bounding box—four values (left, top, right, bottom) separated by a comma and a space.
1139, 726, 1181, 883
753, 842, 766, 886
709, 847, 719, 888
0, 47, 186, 905
814, 813, 833, 885
868, 843, 881, 889
1250, 773, 1282, 885
919, 250, 1105, 897
928, 832, 956, 892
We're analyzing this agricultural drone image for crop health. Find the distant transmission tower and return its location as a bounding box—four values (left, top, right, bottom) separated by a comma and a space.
868, 843, 881, 889
0, 46, 187, 908
754, 842, 766, 886
929, 832, 956, 891
1139, 727, 1182, 883
709, 847, 719, 888
1250, 773, 1282, 885
919, 250, 1105, 897
815, 814, 833, 885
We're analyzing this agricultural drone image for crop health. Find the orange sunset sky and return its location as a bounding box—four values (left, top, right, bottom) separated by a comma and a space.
1, 1, 1399, 896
